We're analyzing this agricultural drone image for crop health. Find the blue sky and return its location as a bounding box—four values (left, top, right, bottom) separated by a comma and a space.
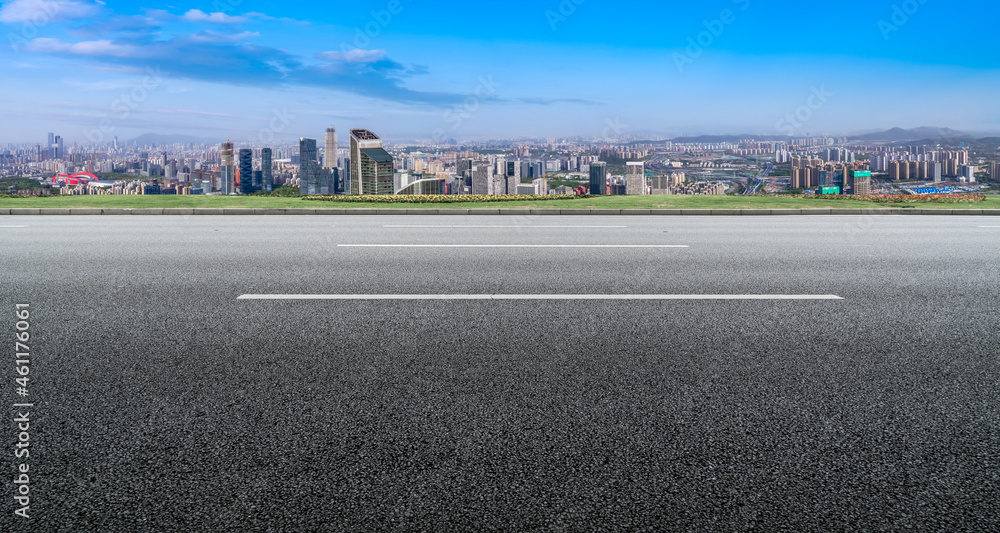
1, 0, 998, 144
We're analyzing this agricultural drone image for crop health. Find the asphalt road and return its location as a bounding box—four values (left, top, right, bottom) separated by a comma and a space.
2, 215, 999, 532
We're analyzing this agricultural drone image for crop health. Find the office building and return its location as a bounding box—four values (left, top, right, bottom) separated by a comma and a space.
324, 126, 338, 170
238, 149, 254, 194
625, 162, 646, 195
991, 162, 1000, 182
397, 178, 444, 195
220, 166, 232, 195
220, 141, 235, 193
350, 129, 394, 195
261, 148, 273, 191
960, 165, 977, 182
471, 162, 491, 194
589, 161, 607, 195
300, 137, 334, 195
505, 172, 519, 195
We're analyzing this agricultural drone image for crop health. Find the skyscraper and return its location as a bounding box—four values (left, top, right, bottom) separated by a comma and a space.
299, 138, 335, 195
324, 127, 338, 170
589, 161, 607, 195
261, 148, 273, 191
47, 133, 54, 160
471, 162, 491, 194
238, 149, 254, 194
626, 162, 646, 195
220, 141, 235, 193
220, 166, 232, 195
350, 129, 394, 195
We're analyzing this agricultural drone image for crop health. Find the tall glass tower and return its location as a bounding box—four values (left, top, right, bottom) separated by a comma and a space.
261, 148, 273, 191
589, 161, 607, 195
238, 149, 254, 194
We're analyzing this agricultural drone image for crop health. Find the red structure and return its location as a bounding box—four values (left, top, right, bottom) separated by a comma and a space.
52, 172, 99, 185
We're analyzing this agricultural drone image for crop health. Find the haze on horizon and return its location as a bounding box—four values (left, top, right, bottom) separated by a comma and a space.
1, 0, 998, 145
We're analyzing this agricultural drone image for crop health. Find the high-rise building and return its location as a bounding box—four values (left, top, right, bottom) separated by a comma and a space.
220, 141, 235, 193
851, 170, 872, 195
47, 133, 54, 160
626, 162, 646, 195
456, 158, 474, 181
350, 129, 394, 195
261, 148, 273, 191
589, 161, 607, 195
324, 126, 338, 170
991, 162, 1000, 182
299, 138, 334, 195
472, 162, 491, 194
505, 172, 519, 195
239, 149, 254, 194
220, 166, 232, 195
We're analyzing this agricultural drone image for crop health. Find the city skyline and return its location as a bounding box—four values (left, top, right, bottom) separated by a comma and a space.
1, 0, 999, 144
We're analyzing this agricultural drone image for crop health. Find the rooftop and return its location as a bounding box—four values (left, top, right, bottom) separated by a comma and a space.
351, 129, 380, 141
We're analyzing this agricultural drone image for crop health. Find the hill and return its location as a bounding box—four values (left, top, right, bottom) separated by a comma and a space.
849, 127, 967, 142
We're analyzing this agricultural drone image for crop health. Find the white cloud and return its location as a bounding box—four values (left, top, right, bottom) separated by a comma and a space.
317, 49, 388, 63
181, 9, 246, 24
0, 0, 103, 23
26, 37, 138, 57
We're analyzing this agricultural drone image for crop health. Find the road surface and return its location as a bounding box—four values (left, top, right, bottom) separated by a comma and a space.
2, 215, 998, 531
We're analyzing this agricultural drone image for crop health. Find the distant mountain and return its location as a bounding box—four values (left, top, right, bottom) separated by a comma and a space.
849, 127, 967, 142
670, 134, 792, 144
128, 133, 218, 146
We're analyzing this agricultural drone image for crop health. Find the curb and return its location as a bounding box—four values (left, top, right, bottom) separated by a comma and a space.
1, 208, 997, 216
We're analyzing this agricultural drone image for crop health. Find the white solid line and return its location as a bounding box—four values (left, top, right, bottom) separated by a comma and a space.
0, 225, 28, 228
238, 294, 844, 301
337, 244, 688, 248
979, 226, 1000, 228
383, 225, 628, 228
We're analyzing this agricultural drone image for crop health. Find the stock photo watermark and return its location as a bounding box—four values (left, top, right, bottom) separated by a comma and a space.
878, 0, 928, 41
775, 85, 833, 136
340, 0, 403, 54
82, 66, 165, 144
6, 0, 64, 51
431, 76, 501, 142
601, 116, 629, 140
211, 0, 243, 14
12, 303, 33, 520
546, 0, 586, 31
251, 108, 296, 144
673, 0, 751, 73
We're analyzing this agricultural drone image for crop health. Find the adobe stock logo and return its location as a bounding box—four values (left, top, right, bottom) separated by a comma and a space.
431, 76, 501, 142
82, 66, 165, 143
673, 0, 751, 73
545, 0, 586, 31
346, 0, 403, 51
878, 0, 928, 41
775, 85, 834, 136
